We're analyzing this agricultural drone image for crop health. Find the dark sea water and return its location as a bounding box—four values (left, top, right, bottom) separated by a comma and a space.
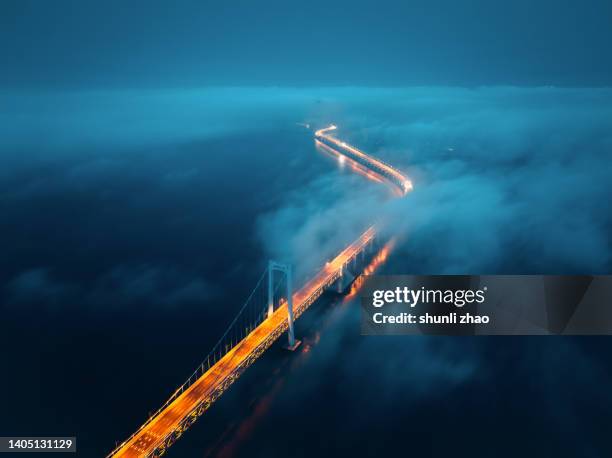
1, 87, 611, 457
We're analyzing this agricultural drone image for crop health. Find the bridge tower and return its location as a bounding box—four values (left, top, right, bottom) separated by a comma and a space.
267, 261, 301, 351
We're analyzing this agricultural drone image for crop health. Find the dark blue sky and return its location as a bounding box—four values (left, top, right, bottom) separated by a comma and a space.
2, 0, 612, 88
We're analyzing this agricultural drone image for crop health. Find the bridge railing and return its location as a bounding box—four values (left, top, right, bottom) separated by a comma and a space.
149, 234, 376, 456
316, 135, 409, 193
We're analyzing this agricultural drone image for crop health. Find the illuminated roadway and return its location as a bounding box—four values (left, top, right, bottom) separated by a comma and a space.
109, 125, 410, 457
315, 125, 412, 195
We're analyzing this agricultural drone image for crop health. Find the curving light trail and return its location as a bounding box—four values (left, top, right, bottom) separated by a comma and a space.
315, 125, 413, 195
314, 124, 411, 300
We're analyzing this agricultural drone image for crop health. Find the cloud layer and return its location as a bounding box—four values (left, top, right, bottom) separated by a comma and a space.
258, 86, 612, 275
1, 86, 611, 312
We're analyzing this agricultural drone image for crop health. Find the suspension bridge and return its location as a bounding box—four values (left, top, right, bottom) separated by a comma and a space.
109, 125, 411, 457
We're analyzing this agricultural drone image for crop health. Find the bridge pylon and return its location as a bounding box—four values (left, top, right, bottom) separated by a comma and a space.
267, 260, 301, 351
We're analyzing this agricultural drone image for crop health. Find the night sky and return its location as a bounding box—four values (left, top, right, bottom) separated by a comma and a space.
1, 1, 612, 457
2, 0, 612, 88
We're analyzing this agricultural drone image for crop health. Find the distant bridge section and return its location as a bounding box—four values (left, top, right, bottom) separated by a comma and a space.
315, 125, 412, 195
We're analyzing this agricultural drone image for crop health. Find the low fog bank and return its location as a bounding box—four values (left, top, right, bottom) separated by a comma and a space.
259, 86, 612, 274
1, 86, 611, 311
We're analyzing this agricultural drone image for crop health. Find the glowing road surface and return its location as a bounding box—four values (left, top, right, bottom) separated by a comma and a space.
110, 125, 411, 457
315, 125, 412, 195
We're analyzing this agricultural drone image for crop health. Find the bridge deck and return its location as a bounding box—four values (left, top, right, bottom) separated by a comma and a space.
112, 227, 375, 457
315, 126, 411, 195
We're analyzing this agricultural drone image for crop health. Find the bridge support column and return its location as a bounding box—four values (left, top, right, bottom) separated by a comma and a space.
268, 260, 300, 351
284, 265, 300, 351
337, 265, 344, 293
267, 260, 274, 319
